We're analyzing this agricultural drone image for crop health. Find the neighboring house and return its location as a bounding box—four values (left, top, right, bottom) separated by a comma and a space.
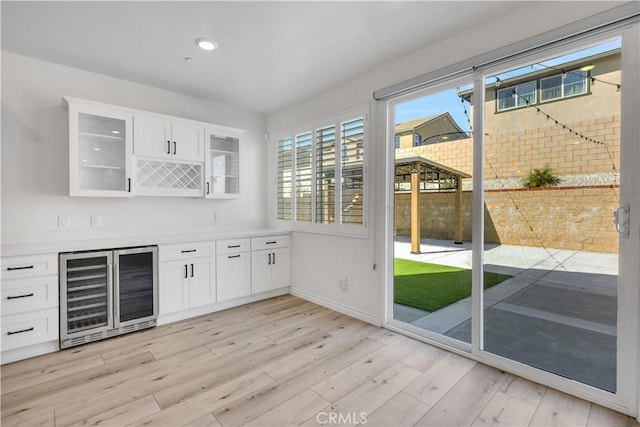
394, 113, 469, 149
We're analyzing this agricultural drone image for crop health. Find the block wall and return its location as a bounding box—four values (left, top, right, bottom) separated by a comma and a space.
395, 185, 619, 253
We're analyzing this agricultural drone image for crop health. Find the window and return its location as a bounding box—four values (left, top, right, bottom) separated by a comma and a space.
413, 133, 422, 146
275, 106, 368, 235
276, 137, 292, 221
341, 117, 365, 225
497, 80, 536, 111
315, 125, 336, 224
394, 135, 400, 149
294, 132, 312, 222
541, 70, 588, 102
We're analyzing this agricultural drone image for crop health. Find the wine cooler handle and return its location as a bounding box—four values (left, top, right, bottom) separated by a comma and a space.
113, 262, 120, 324
107, 263, 114, 328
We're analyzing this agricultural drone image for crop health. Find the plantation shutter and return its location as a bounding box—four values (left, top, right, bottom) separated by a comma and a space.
295, 131, 313, 222
276, 136, 292, 221
315, 125, 336, 224
340, 117, 365, 225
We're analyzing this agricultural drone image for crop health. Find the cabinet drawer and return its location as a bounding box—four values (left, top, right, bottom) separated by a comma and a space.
159, 241, 215, 262
1, 254, 58, 280
1, 308, 59, 352
216, 239, 250, 255
251, 235, 289, 251
2, 276, 59, 315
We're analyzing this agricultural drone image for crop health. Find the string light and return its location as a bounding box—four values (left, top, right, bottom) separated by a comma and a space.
534, 60, 621, 89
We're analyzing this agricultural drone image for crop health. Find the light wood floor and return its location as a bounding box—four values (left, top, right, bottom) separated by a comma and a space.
1, 295, 638, 427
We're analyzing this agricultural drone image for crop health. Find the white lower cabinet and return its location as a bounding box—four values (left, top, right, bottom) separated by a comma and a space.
251, 235, 290, 294
158, 242, 215, 317
216, 239, 251, 302
1, 253, 59, 364
159, 258, 215, 315
251, 247, 290, 293
1, 309, 59, 352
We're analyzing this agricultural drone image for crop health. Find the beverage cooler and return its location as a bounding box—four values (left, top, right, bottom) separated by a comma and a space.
59, 246, 158, 348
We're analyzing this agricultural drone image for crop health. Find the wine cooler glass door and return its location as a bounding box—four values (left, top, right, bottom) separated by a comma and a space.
114, 247, 157, 327
61, 251, 113, 339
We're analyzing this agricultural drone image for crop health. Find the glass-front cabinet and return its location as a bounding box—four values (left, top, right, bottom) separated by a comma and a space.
65, 97, 133, 197
205, 128, 242, 199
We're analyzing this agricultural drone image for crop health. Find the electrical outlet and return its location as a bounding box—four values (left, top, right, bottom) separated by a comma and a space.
90, 215, 101, 228
339, 276, 348, 290
58, 216, 70, 229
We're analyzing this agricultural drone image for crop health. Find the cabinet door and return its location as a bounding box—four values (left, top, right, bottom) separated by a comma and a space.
68, 102, 133, 197
251, 251, 272, 294
134, 115, 172, 159
158, 261, 189, 315
205, 132, 240, 198
271, 247, 290, 289
172, 121, 204, 162
188, 258, 215, 308
216, 253, 251, 302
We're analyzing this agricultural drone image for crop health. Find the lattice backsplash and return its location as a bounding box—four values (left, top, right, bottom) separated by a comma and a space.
136, 160, 202, 190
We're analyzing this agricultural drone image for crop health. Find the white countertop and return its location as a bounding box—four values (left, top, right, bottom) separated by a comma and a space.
1, 229, 290, 257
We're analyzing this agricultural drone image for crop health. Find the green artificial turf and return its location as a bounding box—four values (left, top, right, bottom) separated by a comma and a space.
394, 258, 512, 313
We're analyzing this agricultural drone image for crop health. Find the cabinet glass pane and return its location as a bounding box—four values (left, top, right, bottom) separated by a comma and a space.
118, 252, 154, 322
209, 136, 239, 195
78, 113, 127, 192
65, 256, 109, 333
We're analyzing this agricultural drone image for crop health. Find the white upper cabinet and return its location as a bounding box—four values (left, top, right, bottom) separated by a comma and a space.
172, 121, 204, 162
63, 97, 245, 198
205, 128, 243, 199
65, 99, 133, 197
133, 115, 172, 159
134, 115, 204, 162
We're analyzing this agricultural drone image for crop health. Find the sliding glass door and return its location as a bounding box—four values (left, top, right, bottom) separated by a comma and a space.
480, 40, 622, 393
387, 27, 639, 413
390, 81, 475, 347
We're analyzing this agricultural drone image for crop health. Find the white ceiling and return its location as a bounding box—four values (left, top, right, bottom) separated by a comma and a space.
1, 1, 558, 114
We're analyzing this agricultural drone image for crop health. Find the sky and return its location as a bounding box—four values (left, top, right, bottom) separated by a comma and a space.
394, 39, 622, 132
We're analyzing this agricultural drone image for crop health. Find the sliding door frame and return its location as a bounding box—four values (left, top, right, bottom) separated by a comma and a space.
384, 22, 639, 417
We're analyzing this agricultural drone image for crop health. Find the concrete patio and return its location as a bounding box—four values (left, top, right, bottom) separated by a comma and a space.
393, 237, 618, 392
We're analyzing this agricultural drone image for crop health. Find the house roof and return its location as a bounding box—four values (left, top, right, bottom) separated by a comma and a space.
395, 112, 468, 141
395, 114, 444, 133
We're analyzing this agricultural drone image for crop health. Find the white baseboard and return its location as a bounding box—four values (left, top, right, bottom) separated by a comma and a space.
158, 287, 290, 326
289, 287, 381, 326
1, 340, 59, 364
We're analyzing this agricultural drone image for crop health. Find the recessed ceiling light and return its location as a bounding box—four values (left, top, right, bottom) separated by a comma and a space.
93, 147, 100, 151
111, 130, 120, 134
196, 38, 217, 51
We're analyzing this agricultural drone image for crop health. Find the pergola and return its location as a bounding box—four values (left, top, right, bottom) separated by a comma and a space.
395, 156, 472, 254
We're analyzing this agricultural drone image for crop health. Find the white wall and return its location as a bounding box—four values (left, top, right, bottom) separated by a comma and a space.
266, 1, 626, 325
1, 51, 267, 245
